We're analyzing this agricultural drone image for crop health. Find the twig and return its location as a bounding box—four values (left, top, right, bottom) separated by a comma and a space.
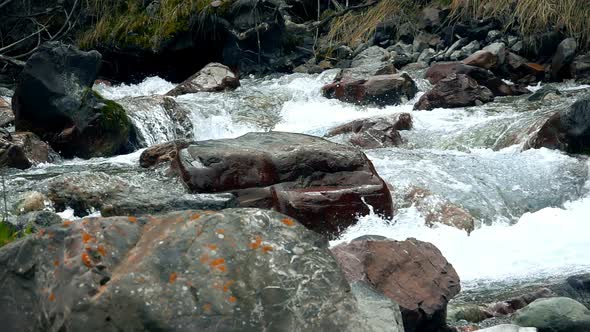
307, 0, 378, 31
0, 0, 14, 11
0, 54, 25, 67
0, 27, 45, 53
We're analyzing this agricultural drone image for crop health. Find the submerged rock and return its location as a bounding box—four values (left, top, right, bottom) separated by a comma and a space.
12, 42, 136, 158
0, 131, 57, 169
325, 113, 412, 149
139, 139, 192, 168
322, 73, 417, 107
173, 132, 393, 237
524, 96, 590, 154
166, 63, 240, 97
513, 297, 590, 332
0, 209, 387, 331
414, 74, 494, 110
331, 236, 460, 332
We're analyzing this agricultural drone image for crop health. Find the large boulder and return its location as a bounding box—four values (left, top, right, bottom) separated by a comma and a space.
339, 46, 398, 81
0, 209, 392, 331
166, 63, 240, 97
322, 73, 418, 107
462, 50, 498, 70
513, 297, 590, 332
424, 62, 529, 96
173, 132, 393, 237
414, 74, 494, 110
524, 96, 590, 154
11, 42, 135, 158
331, 236, 461, 332
0, 131, 57, 169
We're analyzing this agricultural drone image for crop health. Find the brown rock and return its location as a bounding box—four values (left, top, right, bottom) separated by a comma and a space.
139, 139, 192, 168
425, 62, 530, 96
173, 132, 393, 238
463, 50, 498, 70
331, 237, 461, 332
414, 74, 494, 110
166, 63, 240, 96
349, 127, 403, 149
325, 113, 412, 149
0, 98, 14, 127
326, 113, 413, 137
322, 73, 417, 106
0, 132, 56, 169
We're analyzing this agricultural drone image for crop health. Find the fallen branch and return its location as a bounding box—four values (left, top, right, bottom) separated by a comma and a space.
0, 0, 14, 11
307, 0, 378, 31
230, 22, 270, 41
0, 54, 25, 67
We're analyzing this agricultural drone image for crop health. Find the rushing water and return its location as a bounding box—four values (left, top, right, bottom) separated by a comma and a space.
4, 70, 590, 291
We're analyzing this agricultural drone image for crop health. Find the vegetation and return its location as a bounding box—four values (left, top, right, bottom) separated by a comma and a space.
450, 0, 590, 47
79, 0, 232, 50
0, 221, 17, 247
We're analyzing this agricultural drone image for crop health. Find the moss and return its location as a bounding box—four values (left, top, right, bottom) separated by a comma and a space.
90, 90, 131, 136
0, 221, 18, 247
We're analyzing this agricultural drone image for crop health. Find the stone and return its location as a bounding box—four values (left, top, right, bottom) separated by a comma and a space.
0, 209, 387, 331
12, 42, 135, 158
572, 53, 590, 83
504, 52, 546, 83
173, 132, 393, 238
166, 63, 239, 96
413, 33, 442, 53
513, 297, 590, 332
324, 114, 412, 149
325, 113, 413, 137
349, 127, 403, 149
46, 171, 237, 218
14, 191, 48, 215
0, 131, 57, 169
483, 42, 507, 65
524, 96, 590, 154
351, 282, 405, 332
13, 211, 62, 233
338, 46, 396, 81
331, 237, 461, 332
425, 62, 530, 96
461, 41, 481, 56
486, 30, 502, 43
0, 98, 13, 127
478, 325, 537, 332
139, 139, 192, 168
351, 46, 390, 68
414, 74, 494, 110
551, 37, 578, 80
463, 50, 498, 70
527, 86, 561, 102
418, 48, 437, 64
322, 73, 417, 107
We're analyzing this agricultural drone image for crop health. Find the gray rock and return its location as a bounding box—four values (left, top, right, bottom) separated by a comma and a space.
552, 37, 578, 79
0, 208, 381, 331
487, 30, 502, 43
507, 35, 520, 48
479, 325, 537, 332
450, 50, 464, 61
461, 40, 481, 56
351, 282, 405, 332
418, 48, 437, 64
388, 42, 413, 57
339, 46, 396, 81
513, 297, 590, 332
444, 37, 469, 59
511, 41, 524, 53
483, 42, 507, 64
13, 211, 62, 232
351, 46, 390, 67
166, 62, 240, 96
527, 85, 561, 102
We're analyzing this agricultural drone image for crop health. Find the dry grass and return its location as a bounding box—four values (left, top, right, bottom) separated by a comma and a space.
450, 0, 590, 47
325, 0, 417, 49
79, 0, 229, 50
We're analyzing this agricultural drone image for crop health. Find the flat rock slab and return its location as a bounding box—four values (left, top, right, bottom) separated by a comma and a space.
0, 209, 385, 332
174, 132, 393, 237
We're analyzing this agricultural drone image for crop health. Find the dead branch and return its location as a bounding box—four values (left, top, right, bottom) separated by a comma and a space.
0, 54, 25, 67
307, 0, 378, 31
0, 0, 14, 11
230, 22, 270, 41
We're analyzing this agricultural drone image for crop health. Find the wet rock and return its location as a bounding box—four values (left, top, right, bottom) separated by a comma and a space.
0, 98, 14, 127
403, 186, 475, 233
448, 304, 492, 323
483, 42, 507, 65
0, 209, 384, 331
425, 62, 530, 96
14, 191, 49, 215
524, 96, 590, 154
478, 325, 537, 332
165, 63, 240, 97
119, 96, 193, 147
418, 48, 437, 65
572, 53, 590, 83
12, 42, 135, 158
513, 297, 590, 332
414, 74, 494, 110
322, 73, 417, 107
331, 237, 461, 332
551, 38, 578, 80
46, 171, 236, 217
173, 132, 393, 238
504, 53, 546, 84
527, 86, 561, 102
139, 139, 192, 168
337, 46, 397, 81
349, 127, 403, 149
326, 113, 412, 137
413, 33, 442, 53
463, 50, 498, 70
0, 132, 57, 169
461, 41, 482, 58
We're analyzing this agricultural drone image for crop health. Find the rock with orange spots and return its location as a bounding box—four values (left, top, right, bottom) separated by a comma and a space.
331, 236, 461, 332
0, 209, 392, 331
173, 132, 393, 238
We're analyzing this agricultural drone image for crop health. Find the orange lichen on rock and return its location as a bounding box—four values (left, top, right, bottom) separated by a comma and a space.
207, 244, 218, 251
169, 272, 178, 284
53, 260, 59, 267
81, 252, 93, 267
61, 220, 73, 227
190, 213, 201, 220
262, 245, 273, 253
128, 216, 137, 223
202, 303, 212, 312
97, 245, 107, 257
249, 236, 262, 250
215, 229, 225, 234
223, 280, 234, 292
210, 258, 225, 267
228, 296, 237, 303
199, 253, 210, 264
82, 232, 94, 243
49, 293, 55, 302
281, 218, 295, 226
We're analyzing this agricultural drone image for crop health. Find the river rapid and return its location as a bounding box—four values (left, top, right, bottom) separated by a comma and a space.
3, 70, 590, 293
